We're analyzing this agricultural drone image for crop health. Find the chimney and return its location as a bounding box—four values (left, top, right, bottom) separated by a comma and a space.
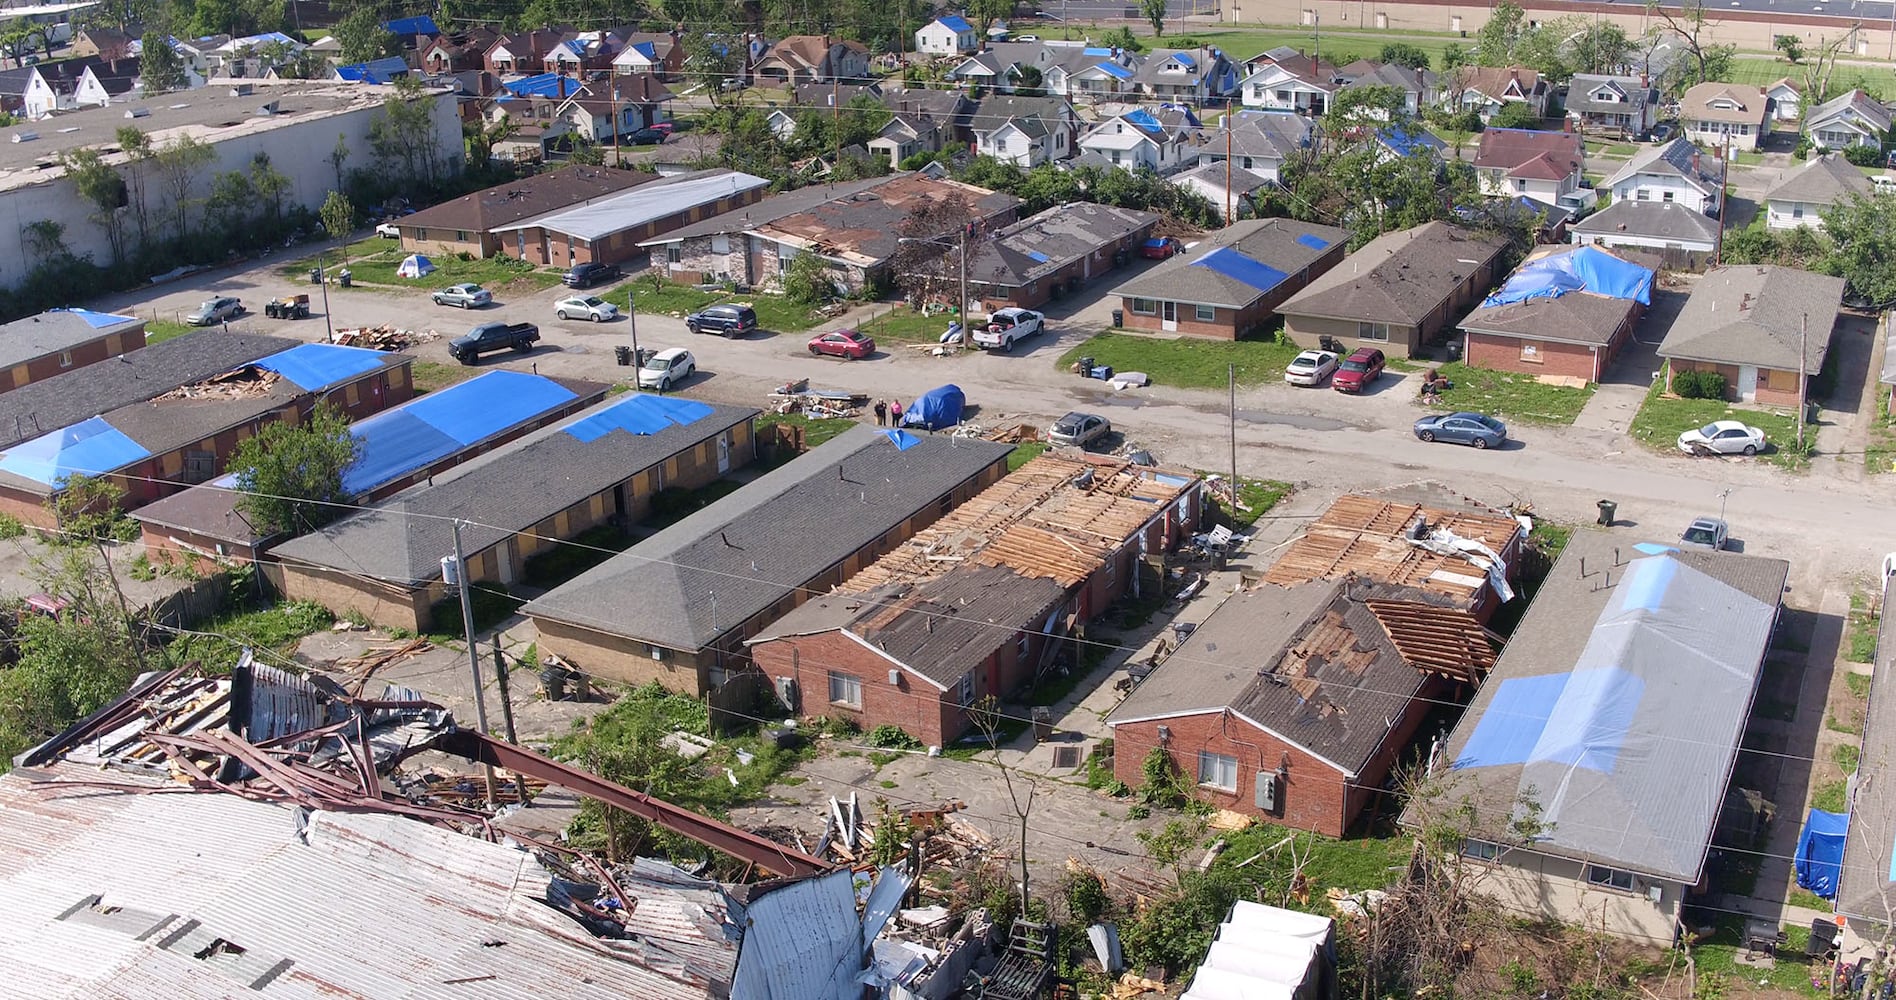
1640, 72, 1650, 88
1691, 151, 1700, 174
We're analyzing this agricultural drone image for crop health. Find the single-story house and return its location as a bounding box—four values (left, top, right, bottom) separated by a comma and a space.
1681, 82, 1769, 151
0, 308, 145, 395
641, 172, 1020, 297
484, 29, 562, 75
1836, 581, 1896, 935
1109, 578, 1491, 837
1110, 217, 1349, 340
1446, 66, 1547, 121
749, 454, 1203, 747
490, 169, 769, 268
1045, 46, 1141, 101
1278, 221, 1510, 357
0, 331, 299, 451
1766, 78, 1802, 122
1565, 74, 1659, 137
134, 371, 607, 571
1600, 138, 1724, 215
1460, 245, 1655, 382
909, 201, 1159, 312
524, 426, 1014, 695
1805, 89, 1892, 152
1657, 264, 1843, 406
945, 42, 1054, 95
0, 345, 411, 527
1764, 152, 1872, 231
1473, 128, 1591, 212
1405, 532, 1790, 944
394, 165, 661, 258
915, 15, 978, 56
1170, 162, 1274, 222
1570, 201, 1722, 256
269, 394, 759, 632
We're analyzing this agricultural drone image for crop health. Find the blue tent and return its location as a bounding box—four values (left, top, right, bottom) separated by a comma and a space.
1482, 246, 1654, 308
901, 385, 964, 431
1795, 808, 1849, 899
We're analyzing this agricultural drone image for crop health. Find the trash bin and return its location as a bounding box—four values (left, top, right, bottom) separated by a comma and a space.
636, 347, 654, 367
1447, 339, 1464, 362
615, 345, 633, 366
1078, 356, 1095, 373
572, 673, 592, 702
539, 666, 568, 701
1031, 706, 1054, 742
1111, 309, 1124, 327
1596, 499, 1618, 526
308, 267, 322, 285
1806, 401, 1821, 424
338, 269, 352, 288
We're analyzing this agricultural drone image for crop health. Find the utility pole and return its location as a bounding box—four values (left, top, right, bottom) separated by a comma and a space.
448, 519, 499, 804
1798, 312, 1809, 453
958, 224, 971, 323
1312, 13, 1320, 63
1715, 134, 1731, 265
1228, 364, 1238, 503
1225, 111, 1233, 222
491, 644, 519, 746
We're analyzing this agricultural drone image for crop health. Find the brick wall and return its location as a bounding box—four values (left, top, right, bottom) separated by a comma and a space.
512, 187, 767, 267
1118, 245, 1344, 341
1, 327, 146, 393
1466, 333, 1600, 381
270, 562, 435, 632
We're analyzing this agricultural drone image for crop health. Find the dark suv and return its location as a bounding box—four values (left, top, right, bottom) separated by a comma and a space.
1333, 347, 1386, 393
686, 303, 759, 337
562, 262, 623, 288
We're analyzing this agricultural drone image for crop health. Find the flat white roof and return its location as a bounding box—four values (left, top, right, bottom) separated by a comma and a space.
491, 169, 770, 241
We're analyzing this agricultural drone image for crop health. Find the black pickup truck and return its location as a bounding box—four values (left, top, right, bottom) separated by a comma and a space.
449, 321, 539, 364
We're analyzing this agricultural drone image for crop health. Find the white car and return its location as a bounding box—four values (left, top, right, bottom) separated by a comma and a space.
637, 348, 695, 391
1677, 419, 1765, 456
972, 307, 1044, 352
375, 222, 401, 238
1284, 349, 1339, 387
555, 295, 618, 322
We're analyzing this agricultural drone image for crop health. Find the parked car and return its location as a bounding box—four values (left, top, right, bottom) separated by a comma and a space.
1140, 237, 1184, 260
1332, 347, 1385, 393
1677, 419, 1765, 456
432, 283, 493, 308
625, 127, 668, 145
972, 307, 1045, 352
1649, 123, 1674, 143
807, 329, 875, 359
448, 321, 538, 364
1679, 517, 1730, 551
1413, 411, 1507, 449
637, 347, 696, 390
375, 222, 402, 239
686, 303, 759, 337
555, 295, 619, 322
1284, 349, 1338, 387
649, 121, 676, 136
1048, 412, 1111, 449
186, 296, 244, 326
562, 262, 623, 288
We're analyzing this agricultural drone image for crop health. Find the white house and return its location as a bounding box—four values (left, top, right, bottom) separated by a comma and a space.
1238, 60, 1335, 114
1565, 74, 1658, 136
1601, 137, 1724, 215
1338, 60, 1433, 120
947, 41, 1054, 94
866, 112, 941, 168
1078, 108, 1200, 174
1044, 46, 1140, 100
74, 62, 141, 108
1473, 128, 1591, 211
977, 115, 1061, 166
1805, 89, 1892, 151
1766, 78, 1802, 122
1680, 82, 1769, 151
1170, 162, 1272, 221
915, 15, 978, 56
1191, 110, 1312, 183
1135, 47, 1239, 102
1763, 152, 1872, 231
766, 108, 799, 140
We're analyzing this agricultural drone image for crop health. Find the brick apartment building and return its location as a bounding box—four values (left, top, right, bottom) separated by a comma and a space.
1110, 218, 1348, 340
1459, 245, 1654, 383
392, 164, 660, 258
0, 308, 145, 394
1278, 221, 1508, 357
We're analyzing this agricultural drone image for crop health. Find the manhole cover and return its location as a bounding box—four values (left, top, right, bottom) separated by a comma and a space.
1051, 745, 1082, 769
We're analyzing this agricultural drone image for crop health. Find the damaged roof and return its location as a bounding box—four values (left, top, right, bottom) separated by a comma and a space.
1263, 493, 1524, 610
944, 201, 1158, 291
751, 173, 1020, 267
1277, 221, 1508, 326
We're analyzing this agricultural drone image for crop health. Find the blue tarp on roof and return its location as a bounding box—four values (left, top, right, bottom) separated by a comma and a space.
342, 371, 579, 494
563, 393, 713, 443
1083, 46, 1112, 56
884, 429, 921, 450
939, 15, 973, 32
1458, 667, 1642, 773
1124, 108, 1164, 135
1795, 809, 1848, 899
1170, 52, 1197, 68
254, 343, 387, 391
1296, 233, 1330, 251
628, 41, 657, 60
52, 307, 137, 329
1094, 62, 1133, 80
1379, 126, 1444, 157
1024, 250, 1051, 263
383, 15, 439, 36
0, 416, 150, 486
1157, 103, 1202, 126
1482, 245, 1654, 308
1190, 247, 1289, 294
503, 72, 583, 98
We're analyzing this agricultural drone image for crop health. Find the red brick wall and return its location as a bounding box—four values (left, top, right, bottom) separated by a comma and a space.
1465, 333, 1600, 381
1116, 244, 1344, 341
753, 631, 963, 747
0, 327, 145, 394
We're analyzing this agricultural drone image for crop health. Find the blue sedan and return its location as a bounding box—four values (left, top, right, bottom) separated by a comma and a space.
1414, 412, 1507, 449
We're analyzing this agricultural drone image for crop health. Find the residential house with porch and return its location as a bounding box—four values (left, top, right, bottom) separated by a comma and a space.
1446, 66, 1548, 121
1764, 152, 1872, 231
556, 76, 672, 143
1680, 82, 1769, 151
1078, 107, 1202, 173
946, 42, 1053, 94
1277, 221, 1509, 357
1602, 137, 1725, 213
867, 112, 944, 169
1656, 264, 1843, 406
485, 29, 562, 75
611, 32, 687, 79
1191, 110, 1313, 183
1459, 244, 1654, 382
543, 31, 624, 75
970, 95, 1078, 165
1237, 57, 1337, 114
915, 15, 978, 56
421, 28, 499, 74
1135, 46, 1240, 102
1473, 128, 1590, 212
755, 35, 870, 85
1565, 73, 1659, 137
748, 454, 1203, 748
1336, 59, 1434, 119
1111, 217, 1348, 340
1045, 46, 1141, 101
1805, 89, 1891, 151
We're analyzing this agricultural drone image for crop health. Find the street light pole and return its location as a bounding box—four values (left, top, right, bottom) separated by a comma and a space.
1797, 312, 1809, 454
448, 519, 499, 804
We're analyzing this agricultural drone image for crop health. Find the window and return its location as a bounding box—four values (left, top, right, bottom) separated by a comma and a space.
994, 136, 1006, 152
1251, 85, 1264, 99
1241, 156, 1253, 169
58, 350, 71, 368
455, 230, 468, 242
1111, 150, 1122, 164
1520, 340, 1542, 362
828, 671, 862, 708
711, 234, 730, 253
1015, 631, 1030, 662
1461, 839, 1501, 860
1635, 188, 1650, 201
1586, 865, 1635, 891
667, 245, 682, 264
1662, 190, 1674, 203
958, 672, 975, 706
1195, 304, 1216, 322
1792, 204, 1804, 219
1130, 298, 1158, 315
1196, 751, 1237, 791
1357, 321, 1389, 342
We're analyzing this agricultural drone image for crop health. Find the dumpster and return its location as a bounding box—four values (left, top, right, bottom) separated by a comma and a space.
615, 345, 633, 366
1111, 309, 1124, 327
1032, 706, 1054, 742
1596, 499, 1617, 526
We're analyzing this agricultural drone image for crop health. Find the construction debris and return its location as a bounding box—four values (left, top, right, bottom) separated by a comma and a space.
331, 324, 435, 351
155, 364, 282, 400
983, 423, 1041, 444
334, 636, 433, 696
768, 379, 866, 418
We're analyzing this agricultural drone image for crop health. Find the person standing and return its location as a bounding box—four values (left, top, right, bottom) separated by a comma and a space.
890, 399, 904, 426
873, 399, 887, 426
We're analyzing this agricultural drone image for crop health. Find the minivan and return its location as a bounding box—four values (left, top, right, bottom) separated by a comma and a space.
1332, 348, 1386, 393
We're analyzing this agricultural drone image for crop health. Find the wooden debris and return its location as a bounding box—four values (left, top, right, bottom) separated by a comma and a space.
1114, 971, 1166, 998
332, 324, 429, 351
156, 365, 282, 401
336, 637, 433, 696
983, 423, 1041, 444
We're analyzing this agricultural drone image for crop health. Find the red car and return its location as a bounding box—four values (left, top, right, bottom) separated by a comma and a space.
1141, 237, 1184, 260
1332, 347, 1385, 393
807, 329, 875, 360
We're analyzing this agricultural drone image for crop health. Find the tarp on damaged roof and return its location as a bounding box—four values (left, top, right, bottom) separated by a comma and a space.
1482, 245, 1653, 309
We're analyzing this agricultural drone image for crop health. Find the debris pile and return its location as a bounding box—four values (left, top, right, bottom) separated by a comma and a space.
332, 325, 432, 351
155, 364, 283, 400
983, 423, 1041, 444
768, 378, 866, 418
334, 636, 433, 695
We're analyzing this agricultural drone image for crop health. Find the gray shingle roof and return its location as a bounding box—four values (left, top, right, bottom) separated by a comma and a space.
0, 309, 143, 372
1602, 137, 1721, 197
0, 329, 299, 449
1657, 264, 1844, 373
1411, 530, 1789, 881
952, 201, 1158, 289
1570, 200, 1722, 246
1839, 584, 1896, 921
638, 175, 891, 244
271, 395, 758, 585
1460, 291, 1639, 346
1278, 221, 1509, 325
1564, 74, 1658, 116
521, 425, 1013, 654
1220, 111, 1313, 159
1805, 88, 1893, 135
1765, 152, 1874, 207
1111, 217, 1347, 309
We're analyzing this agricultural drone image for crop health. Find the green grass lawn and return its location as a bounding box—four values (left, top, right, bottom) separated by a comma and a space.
1690, 918, 1823, 996
1428, 362, 1595, 425
1733, 150, 1766, 166
613, 279, 829, 335
410, 360, 478, 394
755, 412, 856, 449
1865, 415, 1896, 472
1727, 55, 1896, 95
1056, 331, 1303, 390
143, 319, 195, 344
282, 239, 561, 294
1628, 373, 1805, 470
1176, 26, 1457, 67
853, 305, 960, 343
1847, 591, 1879, 663
1007, 441, 1049, 472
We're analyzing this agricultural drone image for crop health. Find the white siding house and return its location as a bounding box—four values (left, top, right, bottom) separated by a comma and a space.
915, 16, 978, 56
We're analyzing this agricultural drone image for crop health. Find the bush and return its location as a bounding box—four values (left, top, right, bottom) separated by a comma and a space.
1673, 368, 1727, 400
1793, 136, 1813, 160
866, 724, 923, 750
1844, 143, 1886, 166
1139, 747, 1192, 809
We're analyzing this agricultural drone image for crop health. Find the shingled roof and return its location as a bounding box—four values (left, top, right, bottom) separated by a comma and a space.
1657, 264, 1843, 374
399, 165, 660, 235
1277, 221, 1508, 326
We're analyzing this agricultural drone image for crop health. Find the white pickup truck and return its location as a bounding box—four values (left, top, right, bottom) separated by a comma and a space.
971, 307, 1045, 352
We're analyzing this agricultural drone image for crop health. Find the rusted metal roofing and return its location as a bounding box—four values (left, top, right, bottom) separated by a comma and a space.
1263, 494, 1523, 609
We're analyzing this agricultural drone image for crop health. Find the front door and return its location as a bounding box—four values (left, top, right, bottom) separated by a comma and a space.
1737, 366, 1759, 401
1161, 300, 1178, 332
717, 432, 731, 473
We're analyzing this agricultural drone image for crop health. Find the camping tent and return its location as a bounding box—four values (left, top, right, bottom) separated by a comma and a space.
397, 254, 436, 279
1795, 808, 1848, 899
901, 385, 964, 431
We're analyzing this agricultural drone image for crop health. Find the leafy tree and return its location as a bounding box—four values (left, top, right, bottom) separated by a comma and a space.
1441, 42, 1467, 71
1823, 194, 1896, 306
115, 127, 154, 250
1011, 64, 1044, 97
1647, 0, 1735, 88
368, 77, 445, 186
781, 250, 833, 303
1489, 101, 1543, 130
1776, 34, 1804, 63
229, 404, 362, 535
685, 27, 744, 110
205, 168, 255, 239
1567, 20, 1632, 75
1379, 42, 1431, 70
1141, 0, 1167, 36
57, 147, 128, 267
335, 8, 400, 65
1473, 0, 1527, 66
249, 153, 289, 226
139, 30, 188, 95
152, 134, 215, 242
1325, 83, 1407, 129
328, 133, 351, 193
966, 0, 1011, 37
320, 189, 354, 244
